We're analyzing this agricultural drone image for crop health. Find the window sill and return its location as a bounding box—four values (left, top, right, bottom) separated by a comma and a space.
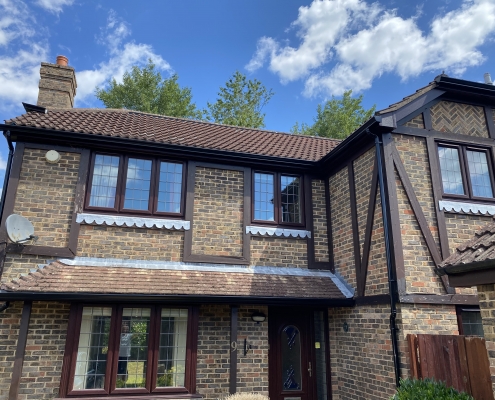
439, 200, 495, 216
246, 225, 311, 239
76, 213, 190, 230
56, 394, 202, 400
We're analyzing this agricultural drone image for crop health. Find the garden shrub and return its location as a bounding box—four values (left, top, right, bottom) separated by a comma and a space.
221, 393, 268, 400
391, 378, 474, 400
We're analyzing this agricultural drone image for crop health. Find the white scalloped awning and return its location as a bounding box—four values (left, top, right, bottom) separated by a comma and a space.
76, 213, 190, 230
439, 200, 495, 216
246, 225, 311, 239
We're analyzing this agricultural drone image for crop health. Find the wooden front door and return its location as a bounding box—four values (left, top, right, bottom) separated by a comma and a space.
269, 308, 329, 400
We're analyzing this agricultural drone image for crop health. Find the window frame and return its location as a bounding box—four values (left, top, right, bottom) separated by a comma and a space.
436, 142, 495, 202
252, 170, 305, 227
85, 152, 187, 218
63, 303, 198, 398
456, 305, 484, 337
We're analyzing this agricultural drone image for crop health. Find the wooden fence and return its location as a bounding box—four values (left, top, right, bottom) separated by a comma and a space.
408, 334, 493, 400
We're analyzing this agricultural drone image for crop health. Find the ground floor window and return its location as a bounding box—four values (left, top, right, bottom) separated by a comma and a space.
61, 304, 198, 397
457, 306, 484, 337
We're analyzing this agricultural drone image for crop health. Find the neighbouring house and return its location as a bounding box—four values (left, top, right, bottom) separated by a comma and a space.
1, 56, 495, 400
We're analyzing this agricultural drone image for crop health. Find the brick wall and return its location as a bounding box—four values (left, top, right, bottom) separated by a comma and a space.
330, 167, 356, 288
328, 305, 398, 400
0, 301, 22, 400
76, 225, 183, 260
1, 254, 50, 285
196, 305, 268, 399
0, 301, 69, 400
400, 303, 458, 335
312, 179, 329, 262
13, 148, 80, 248
37, 62, 76, 108
250, 237, 307, 268
430, 101, 489, 137
394, 135, 444, 294
477, 284, 495, 395
192, 167, 244, 257
404, 113, 425, 129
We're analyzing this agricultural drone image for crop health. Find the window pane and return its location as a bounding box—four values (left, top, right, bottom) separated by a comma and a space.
89, 155, 120, 208
156, 309, 188, 387
117, 308, 151, 389
157, 162, 183, 213
281, 325, 302, 390
438, 146, 465, 195
461, 310, 484, 337
467, 150, 494, 198
254, 173, 275, 221
123, 159, 152, 210
73, 307, 112, 390
281, 175, 301, 223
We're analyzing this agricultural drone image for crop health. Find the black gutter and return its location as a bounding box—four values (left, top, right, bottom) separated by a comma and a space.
0, 130, 14, 223
437, 258, 495, 276
0, 125, 318, 172
0, 290, 356, 306
369, 130, 401, 388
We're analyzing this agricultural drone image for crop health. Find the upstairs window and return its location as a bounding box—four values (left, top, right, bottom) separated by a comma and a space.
253, 172, 303, 225
437, 144, 495, 200
87, 154, 185, 216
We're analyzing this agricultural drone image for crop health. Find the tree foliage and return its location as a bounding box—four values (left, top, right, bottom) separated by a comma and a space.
95, 60, 201, 119
291, 90, 375, 139
204, 71, 274, 128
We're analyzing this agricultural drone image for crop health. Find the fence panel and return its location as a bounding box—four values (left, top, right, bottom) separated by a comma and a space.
407, 334, 492, 400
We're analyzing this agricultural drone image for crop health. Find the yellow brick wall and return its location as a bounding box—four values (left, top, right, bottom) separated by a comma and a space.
312, 179, 329, 262
431, 101, 489, 137
250, 236, 307, 268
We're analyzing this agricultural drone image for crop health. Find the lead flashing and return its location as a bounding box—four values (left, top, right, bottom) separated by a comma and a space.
76, 213, 190, 230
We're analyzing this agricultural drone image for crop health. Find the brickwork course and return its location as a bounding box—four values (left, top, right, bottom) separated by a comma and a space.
1, 254, 50, 286
404, 112, 425, 129
37, 62, 77, 109
431, 101, 490, 137
477, 284, 495, 395
192, 167, 244, 257
13, 148, 80, 248
250, 236, 308, 268
312, 179, 329, 262
76, 225, 184, 261
329, 167, 356, 288
0, 302, 23, 400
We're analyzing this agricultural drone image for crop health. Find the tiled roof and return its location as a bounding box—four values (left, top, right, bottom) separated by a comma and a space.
439, 221, 495, 269
1, 261, 347, 299
5, 109, 340, 162
376, 81, 437, 115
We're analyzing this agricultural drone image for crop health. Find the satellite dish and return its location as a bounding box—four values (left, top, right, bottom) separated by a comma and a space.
6, 214, 37, 243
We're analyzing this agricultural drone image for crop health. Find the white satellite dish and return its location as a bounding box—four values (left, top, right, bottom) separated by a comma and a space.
6, 214, 37, 243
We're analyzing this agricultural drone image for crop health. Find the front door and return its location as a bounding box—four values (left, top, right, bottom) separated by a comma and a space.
269, 308, 330, 400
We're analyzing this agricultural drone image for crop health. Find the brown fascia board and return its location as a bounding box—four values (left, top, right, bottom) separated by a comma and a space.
438, 258, 495, 277
0, 290, 355, 306
0, 124, 317, 172
435, 75, 495, 103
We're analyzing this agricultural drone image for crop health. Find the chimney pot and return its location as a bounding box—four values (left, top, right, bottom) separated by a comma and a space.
56, 55, 69, 66
484, 73, 493, 85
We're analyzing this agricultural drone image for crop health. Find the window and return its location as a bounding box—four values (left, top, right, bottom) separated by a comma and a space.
65, 304, 197, 397
87, 154, 185, 216
437, 144, 495, 200
457, 306, 484, 337
253, 172, 303, 225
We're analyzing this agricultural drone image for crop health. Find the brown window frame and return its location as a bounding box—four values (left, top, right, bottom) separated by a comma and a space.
85, 153, 187, 217
61, 303, 198, 398
436, 142, 495, 202
456, 305, 484, 337
252, 171, 305, 227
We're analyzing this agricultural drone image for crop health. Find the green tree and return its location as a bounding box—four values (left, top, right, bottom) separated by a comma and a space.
95, 60, 201, 119
204, 71, 274, 128
291, 90, 376, 139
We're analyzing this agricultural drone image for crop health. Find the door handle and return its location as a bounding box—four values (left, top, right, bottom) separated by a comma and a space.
308, 361, 312, 377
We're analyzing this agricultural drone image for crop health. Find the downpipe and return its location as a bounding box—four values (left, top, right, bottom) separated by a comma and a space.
369, 129, 401, 388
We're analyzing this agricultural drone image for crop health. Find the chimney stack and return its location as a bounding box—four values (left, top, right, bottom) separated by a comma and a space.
36, 55, 77, 108
484, 73, 493, 85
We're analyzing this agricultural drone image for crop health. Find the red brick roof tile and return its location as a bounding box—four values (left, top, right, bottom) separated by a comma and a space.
439, 221, 495, 269
5, 109, 340, 162
1, 261, 347, 299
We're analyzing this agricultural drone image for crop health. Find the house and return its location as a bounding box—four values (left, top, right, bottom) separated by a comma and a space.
1, 55, 495, 400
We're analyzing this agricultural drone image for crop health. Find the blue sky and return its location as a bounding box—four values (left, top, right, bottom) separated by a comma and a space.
1, 0, 495, 190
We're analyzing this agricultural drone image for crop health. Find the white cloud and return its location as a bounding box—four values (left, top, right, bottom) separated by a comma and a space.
76, 10, 172, 104
35, 0, 74, 14
247, 0, 495, 97
0, 153, 7, 171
